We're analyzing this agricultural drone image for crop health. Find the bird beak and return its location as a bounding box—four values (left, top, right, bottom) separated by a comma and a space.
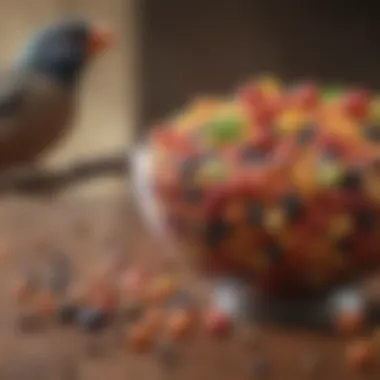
87, 27, 113, 57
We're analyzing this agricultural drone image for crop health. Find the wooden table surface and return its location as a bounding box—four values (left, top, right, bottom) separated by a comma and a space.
0, 194, 378, 380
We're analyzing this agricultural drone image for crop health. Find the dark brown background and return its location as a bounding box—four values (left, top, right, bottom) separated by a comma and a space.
139, 0, 380, 129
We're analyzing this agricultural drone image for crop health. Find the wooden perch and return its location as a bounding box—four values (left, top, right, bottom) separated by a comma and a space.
0, 151, 128, 194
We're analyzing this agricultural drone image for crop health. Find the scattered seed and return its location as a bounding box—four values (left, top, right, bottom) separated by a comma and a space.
34, 291, 57, 318
145, 275, 178, 304
57, 301, 78, 324
89, 285, 120, 315
166, 308, 195, 341
13, 271, 40, 303
205, 308, 233, 338
143, 308, 166, 335
335, 309, 365, 336
346, 339, 375, 373
77, 308, 108, 332
127, 322, 153, 354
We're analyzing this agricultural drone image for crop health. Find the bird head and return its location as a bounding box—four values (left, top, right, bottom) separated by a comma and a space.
19, 18, 113, 87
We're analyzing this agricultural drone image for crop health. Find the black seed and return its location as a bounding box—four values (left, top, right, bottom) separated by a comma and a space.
335, 236, 354, 255
354, 210, 376, 231
77, 308, 108, 332
240, 145, 268, 164
183, 187, 204, 204
266, 242, 282, 260
281, 193, 303, 220
246, 203, 264, 226
205, 219, 230, 246
363, 124, 380, 142
296, 124, 316, 146
340, 168, 363, 190
57, 302, 78, 324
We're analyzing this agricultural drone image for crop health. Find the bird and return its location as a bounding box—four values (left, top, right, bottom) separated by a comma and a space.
0, 18, 113, 169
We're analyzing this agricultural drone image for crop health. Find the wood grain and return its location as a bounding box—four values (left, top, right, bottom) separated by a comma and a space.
0, 194, 377, 380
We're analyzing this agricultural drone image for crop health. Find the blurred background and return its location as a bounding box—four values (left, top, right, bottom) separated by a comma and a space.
140, 0, 380, 127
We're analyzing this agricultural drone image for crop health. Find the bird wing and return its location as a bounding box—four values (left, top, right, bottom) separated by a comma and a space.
0, 70, 74, 168
0, 70, 28, 140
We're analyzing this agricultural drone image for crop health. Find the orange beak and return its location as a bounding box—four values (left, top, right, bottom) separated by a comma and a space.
87, 27, 113, 57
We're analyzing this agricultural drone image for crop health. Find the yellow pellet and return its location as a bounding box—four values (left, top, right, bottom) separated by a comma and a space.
329, 215, 353, 238
264, 208, 286, 234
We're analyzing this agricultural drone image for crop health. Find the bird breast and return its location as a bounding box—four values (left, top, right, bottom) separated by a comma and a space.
0, 72, 75, 169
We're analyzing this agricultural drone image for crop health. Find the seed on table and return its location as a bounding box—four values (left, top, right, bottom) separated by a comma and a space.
335, 310, 365, 336
166, 308, 195, 341
57, 301, 78, 324
13, 272, 39, 304
126, 322, 154, 354
145, 275, 178, 304
34, 291, 57, 318
120, 267, 148, 300
88, 285, 120, 315
143, 307, 166, 334
346, 339, 375, 373
77, 308, 108, 332
205, 308, 233, 338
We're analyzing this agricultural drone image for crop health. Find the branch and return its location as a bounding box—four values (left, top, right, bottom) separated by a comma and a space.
0, 151, 128, 194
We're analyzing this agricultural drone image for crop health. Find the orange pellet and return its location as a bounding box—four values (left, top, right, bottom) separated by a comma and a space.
127, 323, 153, 354
89, 285, 120, 314
145, 275, 178, 304
143, 307, 166, 334
346, 339, 375, 373
34, 291, 56, 318
335, 310, 365, 336
13, 280, 35, 304
166, 309, 195, 341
